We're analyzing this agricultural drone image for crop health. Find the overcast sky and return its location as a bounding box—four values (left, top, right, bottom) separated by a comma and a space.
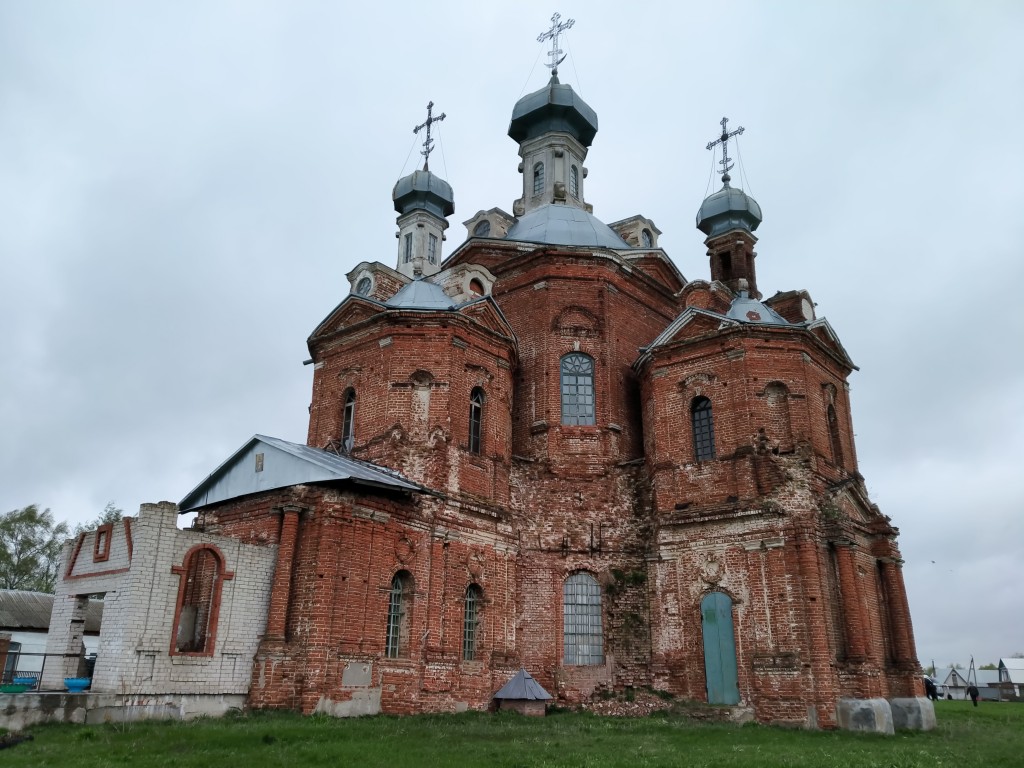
2, 1, 1022, 671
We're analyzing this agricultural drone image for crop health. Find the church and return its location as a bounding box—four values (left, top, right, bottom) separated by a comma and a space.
37, 22, 932, 733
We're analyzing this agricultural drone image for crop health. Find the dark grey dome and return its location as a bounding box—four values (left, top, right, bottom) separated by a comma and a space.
725, 294, 788, 325
508, 74, 598, 147
696, 181, 762, 238
385, 279, 454, 310
505, 204, 628, 249
393, 169, 454, 218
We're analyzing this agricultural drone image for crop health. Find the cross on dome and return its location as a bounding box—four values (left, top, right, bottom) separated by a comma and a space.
413, 101, 446, 171
537, 12, 575, 75
705, 116, 745, 185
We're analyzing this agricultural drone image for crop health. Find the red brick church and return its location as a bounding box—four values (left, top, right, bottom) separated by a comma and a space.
145, 50, 931, 731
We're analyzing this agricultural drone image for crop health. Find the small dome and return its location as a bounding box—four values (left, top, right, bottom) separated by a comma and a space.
385, 279, 454, 310
696, 180, 762, 238
725, 294, 788, 325
505, 204, 629, 249
508, 74, 598, 147
393, 169, 454, 218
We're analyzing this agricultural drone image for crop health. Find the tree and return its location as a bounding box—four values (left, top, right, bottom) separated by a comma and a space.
979, 663, 998, 670
71, 501, 126, 538
0, 505, 70, 593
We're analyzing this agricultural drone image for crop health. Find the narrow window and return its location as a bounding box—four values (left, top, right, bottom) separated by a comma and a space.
342, 389, 356, 451
385, 571, 413, 658
428, 233, 438, 264
473, 220, 491, 237
404, 233, 413, 263
463, 584, 482, 661
569, 165, 579, 197
691, 396, 716, 461
641, 228, 653, 248
564, 572, 603, 665
171, 545, 232, 656
828, 404, 844, 467
561, 353, 595, 425
469, 387, 484, 454
533, 162, 544, 196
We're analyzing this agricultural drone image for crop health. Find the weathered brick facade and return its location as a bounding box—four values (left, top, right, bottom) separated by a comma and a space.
40, 69, 929, 732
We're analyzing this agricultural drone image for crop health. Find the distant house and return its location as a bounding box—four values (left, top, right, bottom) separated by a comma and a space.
998, 659, 1024, 699
0, 590, 102, 683
935, 668, 970, 699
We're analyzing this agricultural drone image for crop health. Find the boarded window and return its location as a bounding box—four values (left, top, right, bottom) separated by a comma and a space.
463, 584, 482, 661
385, 571, 413, 658
691, 396, 716, 461
563, 571, 603, 665
561, 353, 596, 425
469, 388, 484, 454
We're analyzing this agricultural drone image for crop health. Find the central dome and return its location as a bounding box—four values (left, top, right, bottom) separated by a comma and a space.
505, 204, 628, 248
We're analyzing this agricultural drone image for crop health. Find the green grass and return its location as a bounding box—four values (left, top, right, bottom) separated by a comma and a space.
2, 700, 1021, 767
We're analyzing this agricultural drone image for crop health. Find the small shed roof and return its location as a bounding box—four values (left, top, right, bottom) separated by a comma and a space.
0, 590, 103, 632
493, 668, 552, 701
999, 658, 1024, 683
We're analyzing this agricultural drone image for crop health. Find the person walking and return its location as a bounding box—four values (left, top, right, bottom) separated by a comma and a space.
966, 683, 980, 706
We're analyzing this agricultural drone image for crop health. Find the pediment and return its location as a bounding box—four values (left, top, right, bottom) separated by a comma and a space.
309, 296, 385, 343
626, 253, 685, 293
457, 296, 517, 341
806, 318, 856, 369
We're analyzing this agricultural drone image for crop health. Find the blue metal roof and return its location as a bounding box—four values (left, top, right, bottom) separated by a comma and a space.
505, 204, 629, 249
493, 668, 552, 700
179, 435, 421, 512
725, 295, 789, 325
385, 279, 455, 310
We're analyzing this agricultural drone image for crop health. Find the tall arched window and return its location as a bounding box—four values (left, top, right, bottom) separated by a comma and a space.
170, 545, 233, 656
691, 396, 716, 461
561, 353, 595, 425
385, 571, 413, 658
827, 404, 844, 467
342, 389, 356, 451
569, 165, 579, 197
533, 162, 545, 196
463, 584, 483, 661
469, 388, 484, 454
564, 572, 603, 665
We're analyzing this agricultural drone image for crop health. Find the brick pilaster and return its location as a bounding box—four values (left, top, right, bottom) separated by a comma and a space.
834, 542, 866, 661
266, 505, 302, 641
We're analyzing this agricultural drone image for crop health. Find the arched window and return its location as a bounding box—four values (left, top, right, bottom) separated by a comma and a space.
564, 572, 603, 666
691, 396, 716, 461
170, 545, 233, 656
463, 584, 483, 661
828, 404, 844, 467
641, 228, 653, 248
342, 389, 356, 451
385, 570, 413, 658
473, 220, 491, 237
561, 353, 595, 425
533, 162, 545, 196
469, 388, 484, 454
569, 165, 579, 197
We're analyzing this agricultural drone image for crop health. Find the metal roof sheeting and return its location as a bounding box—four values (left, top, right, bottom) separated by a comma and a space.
0, 590, 103, 632
505, 204, 629, 249
493, 668, 552, 700
385, 279, 455, 310
179, 435, 422, 512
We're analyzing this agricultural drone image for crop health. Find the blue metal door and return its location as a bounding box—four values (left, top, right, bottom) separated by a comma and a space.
701, 591, 739, 705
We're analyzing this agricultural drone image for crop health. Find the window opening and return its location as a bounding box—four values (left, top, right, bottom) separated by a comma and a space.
570, 165, 579, 197
428, 234, 438, 264
561, 353, 596, 425
691, 396, 716, 461
171, 546, 231, 655
828, 404, 844, 467
533, 162, 545, 196
356, 276, 372, 295
385, 571, 412, 658
469, 388, 484, 454
463, 584, 482, 660
342, 389, 356, 452
641, 228, 653, 248
563, 572, 603, 665
404, 233, 413, 263
473, 220, 491, 237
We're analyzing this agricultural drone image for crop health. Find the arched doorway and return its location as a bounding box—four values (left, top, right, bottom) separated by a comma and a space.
701, 591, 739, 705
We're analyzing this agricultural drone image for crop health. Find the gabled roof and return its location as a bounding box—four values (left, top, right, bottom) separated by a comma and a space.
0, 590, 103, 632
493, 668, 552, 700
179, 435, 422, 512
1000, 658, 1024, 682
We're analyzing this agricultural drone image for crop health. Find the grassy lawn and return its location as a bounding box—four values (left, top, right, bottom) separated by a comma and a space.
2, 700, 1020, 767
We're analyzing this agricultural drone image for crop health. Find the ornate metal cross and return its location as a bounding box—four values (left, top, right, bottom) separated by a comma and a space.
413, 101, 446, 171
537, 12, 575, 74
705, 116, 745, 182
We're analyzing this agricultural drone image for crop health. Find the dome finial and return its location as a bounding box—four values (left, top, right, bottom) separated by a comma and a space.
537, 12, 574, 78
413, 100, 446, 172
705, 116, 745, 188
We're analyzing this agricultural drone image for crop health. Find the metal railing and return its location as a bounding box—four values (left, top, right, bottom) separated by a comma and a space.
1, 652, 96, 690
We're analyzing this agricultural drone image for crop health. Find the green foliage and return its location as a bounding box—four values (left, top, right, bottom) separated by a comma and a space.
3, 702, 1024, 768
71, 502, 126, 538
0, 505, 69, 593
979, 663, 998, 670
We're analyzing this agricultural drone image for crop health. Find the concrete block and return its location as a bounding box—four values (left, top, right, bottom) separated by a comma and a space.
836, 697, 894, 735
890, 697, 936, 731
